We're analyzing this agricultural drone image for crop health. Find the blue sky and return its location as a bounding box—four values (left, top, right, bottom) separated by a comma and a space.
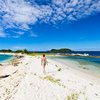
0, 0, 100, 51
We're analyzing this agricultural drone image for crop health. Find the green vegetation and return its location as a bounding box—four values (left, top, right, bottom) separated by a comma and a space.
0, 48, 72, 55
44, 75, 60, 84
0, 49, 13, 53
57, 68, 61, 71
44, 75, 66, 88
9, 59, 20, 66
15, 49, 29, 54
67, 92, 79, 100
66, 90, 87, 100
0, 49, 31, 54
50, 48, 72, 53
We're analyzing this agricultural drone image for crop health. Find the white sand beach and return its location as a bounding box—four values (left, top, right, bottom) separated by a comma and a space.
0, 54, 100, 100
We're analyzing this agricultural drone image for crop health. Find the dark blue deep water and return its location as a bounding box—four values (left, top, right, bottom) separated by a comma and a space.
68, 51, 100, 56
66, 51, 100, 64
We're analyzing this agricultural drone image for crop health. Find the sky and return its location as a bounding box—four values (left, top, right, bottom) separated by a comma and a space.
0, 0, 100, 51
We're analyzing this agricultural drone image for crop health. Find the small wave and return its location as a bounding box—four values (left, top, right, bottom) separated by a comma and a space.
64, 53, 89, 56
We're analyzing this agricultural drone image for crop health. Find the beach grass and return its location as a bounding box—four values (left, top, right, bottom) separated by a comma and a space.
57, 68, 62, 71
44, 75, 60, 84
67, 92, 79, 100
9, 59, 20, 66
43, 75, 66, 88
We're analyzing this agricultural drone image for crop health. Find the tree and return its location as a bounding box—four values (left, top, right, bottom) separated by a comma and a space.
15, 49, 29, 54
0, 49, 13, 53
23, 49, 29, 54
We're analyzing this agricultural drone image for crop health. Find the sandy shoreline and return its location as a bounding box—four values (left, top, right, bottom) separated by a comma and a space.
0, 54, 100, 100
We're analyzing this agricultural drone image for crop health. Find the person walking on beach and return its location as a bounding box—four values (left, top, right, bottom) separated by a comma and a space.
41, 54, 47, 73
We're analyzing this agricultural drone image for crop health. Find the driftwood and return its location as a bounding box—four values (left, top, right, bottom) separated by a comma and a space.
0, 64, 3, 66
0, 70, 18, 79
0, 75, 10, 78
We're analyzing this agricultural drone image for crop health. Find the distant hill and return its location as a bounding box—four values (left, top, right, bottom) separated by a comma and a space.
50, 48, 72, 53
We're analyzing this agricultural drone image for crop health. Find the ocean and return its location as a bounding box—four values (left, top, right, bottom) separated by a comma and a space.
67, 51, 100, 56
48, 51, 100, 74
0, 54, 13, 63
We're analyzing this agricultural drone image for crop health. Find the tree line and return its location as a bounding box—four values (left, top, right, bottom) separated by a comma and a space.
0, 48, 72, 54
0, 49, 29, 54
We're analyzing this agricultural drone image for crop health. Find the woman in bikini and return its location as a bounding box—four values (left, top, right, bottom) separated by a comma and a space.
41, 54, 47, 73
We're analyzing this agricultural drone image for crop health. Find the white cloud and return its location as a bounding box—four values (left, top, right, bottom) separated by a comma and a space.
20, 24, 30, 30
0, 0, 100, 37
17, 32, 24, 35
7, 34, 21, 38
30, 33, 38, 37
0, 27, 6, 37
12, 46, 25, 50
0, 31, 6, 37
11, 35, 20, 38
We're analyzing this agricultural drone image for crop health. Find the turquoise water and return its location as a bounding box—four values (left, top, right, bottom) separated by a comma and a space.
54, 56, 100, 65
48, 55, 100, 74
0, 54, 13, 63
